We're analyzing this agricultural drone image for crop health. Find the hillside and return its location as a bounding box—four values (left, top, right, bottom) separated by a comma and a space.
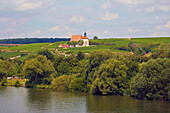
0, 37, 169, 60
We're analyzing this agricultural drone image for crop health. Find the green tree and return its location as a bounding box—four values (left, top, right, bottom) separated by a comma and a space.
70, 41, 78, 47
78, 40, 84, 46
144, 46, 151, 53
15, 80, 20, 87
85, 51, 113, 87
57, 61, 70, 76
23, 55, 56, 87
69, 77, 85, 92
51, 75, 69, 91
1, 78, 7, 86
90, 58, 128, 95
130, 58, 170, 101
0, 59, 17, 79
53, 56, 64, 70
93, 36, 98, 40
76, 51, 85, 60
37, 49, 54, 61
151, 50, 169, 59
128, 42, 134, 48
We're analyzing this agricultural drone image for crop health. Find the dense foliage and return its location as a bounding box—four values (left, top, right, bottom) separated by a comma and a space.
0, 38, 70, 44
130, 58, 170, 101
23, 55, 56, 87
0, 48, 169, 101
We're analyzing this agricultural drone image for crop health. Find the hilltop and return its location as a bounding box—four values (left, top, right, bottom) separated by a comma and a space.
0, 37, 169, 60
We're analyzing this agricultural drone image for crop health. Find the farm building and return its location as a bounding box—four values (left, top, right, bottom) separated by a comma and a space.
70, 32, 89, 47
58, 44, 63, 48
58, 44, 70, 48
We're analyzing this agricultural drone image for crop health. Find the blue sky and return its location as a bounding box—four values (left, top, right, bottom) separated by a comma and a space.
0, 0, 170, 39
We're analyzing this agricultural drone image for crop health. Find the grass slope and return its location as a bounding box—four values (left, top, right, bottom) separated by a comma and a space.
0, 37, 169, 59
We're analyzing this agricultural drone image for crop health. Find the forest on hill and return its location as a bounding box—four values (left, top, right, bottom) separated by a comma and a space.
0, 38, 70, 44
0, 49, 169, 102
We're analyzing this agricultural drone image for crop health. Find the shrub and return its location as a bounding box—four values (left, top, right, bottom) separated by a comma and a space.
69, 77, 85, 92
130, 58, 170, 101
25, 81, 35, 88
1, 78, 7, 86
51, 75, 69, 91
15, 79, 20, 87
90, 58, 128, 95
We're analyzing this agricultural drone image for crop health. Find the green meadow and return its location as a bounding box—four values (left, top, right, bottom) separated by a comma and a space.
0, 37, 169, 59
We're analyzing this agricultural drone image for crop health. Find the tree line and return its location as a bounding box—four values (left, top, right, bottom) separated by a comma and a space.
0, 49, 169, 102
0, 38, 70, 44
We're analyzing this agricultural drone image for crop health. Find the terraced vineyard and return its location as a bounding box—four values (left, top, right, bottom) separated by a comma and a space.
0, 37, 169, 60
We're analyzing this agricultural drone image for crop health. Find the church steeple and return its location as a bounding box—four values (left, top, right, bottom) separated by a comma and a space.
84, 32, 87, 37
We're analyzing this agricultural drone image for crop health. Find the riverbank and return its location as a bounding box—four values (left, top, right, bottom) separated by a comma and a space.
0, 78, 27, 87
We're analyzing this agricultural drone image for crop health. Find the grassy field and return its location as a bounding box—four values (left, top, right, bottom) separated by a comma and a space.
65, 37, 170, 54
0, 37, 169, 59
0, 51, 28, 58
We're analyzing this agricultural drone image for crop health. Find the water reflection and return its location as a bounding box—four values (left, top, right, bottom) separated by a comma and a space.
0, 87, 169, 113
26, 89, 87, 113
26, 88, 52, 112
86, 95, 170, 113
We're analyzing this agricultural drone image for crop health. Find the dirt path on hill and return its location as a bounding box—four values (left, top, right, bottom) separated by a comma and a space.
158, 44, 161, 50
41, 43, 54, 49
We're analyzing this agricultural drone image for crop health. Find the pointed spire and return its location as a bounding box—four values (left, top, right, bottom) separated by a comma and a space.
84, 31, 86, 37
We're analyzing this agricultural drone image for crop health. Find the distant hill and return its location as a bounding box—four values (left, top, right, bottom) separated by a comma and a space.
0, 38, 71, 44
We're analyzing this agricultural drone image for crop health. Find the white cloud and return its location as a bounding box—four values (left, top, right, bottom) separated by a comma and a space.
5, 28, 17, 33
17, 2, 42, 11
115, 0, 153, 5
33, 30, 41, 35
102, 30, 109, 35
164, 21, 170, 28
128, 28, 138, 33
152, 31, 170, 36
66, 32, 72, 37
48, 25, 70, 32
70, 16, 85, 24
156, 26, 161, 29
158, 5, 170, 12
101, 0, 112, 9
154, 16, 160, 20
64, 26, 70, 31
87, 29, 100, 36
145, 6, 155, 12
102, 12, 119, 20
0, 17, 10, 23
87, 29, 114, 38
102, 30, 114, 37
48, 26, 60, 32
156, 21, 170, 29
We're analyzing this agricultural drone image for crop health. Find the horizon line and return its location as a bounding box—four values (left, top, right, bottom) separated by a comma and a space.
0, 36, 170, 40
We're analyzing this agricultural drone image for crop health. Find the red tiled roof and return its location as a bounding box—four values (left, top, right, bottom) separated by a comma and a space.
63, 44, 70, 48
70, 35, 82, 42
81, 36, 88, 39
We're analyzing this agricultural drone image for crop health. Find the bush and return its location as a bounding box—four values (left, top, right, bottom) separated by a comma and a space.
1, 78, 7, 86
69, 77, 85, 92
130, 58, 170, 101
51, 75, 69, 91
93, 36, 98, 40
90, 58, 128, 95
15, 79, 20, 87
36, 84, 52, 89
76, 51, 85, 60
25, 81, 35, 88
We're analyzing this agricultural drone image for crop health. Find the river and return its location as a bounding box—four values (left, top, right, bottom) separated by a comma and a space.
0, 87, 169, 113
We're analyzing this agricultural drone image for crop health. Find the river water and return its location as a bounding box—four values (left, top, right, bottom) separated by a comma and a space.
0, 87, 169, 113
